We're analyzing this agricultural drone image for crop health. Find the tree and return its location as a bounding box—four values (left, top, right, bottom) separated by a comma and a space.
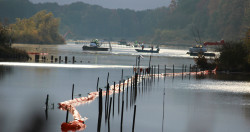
169, 0, 177, 13
244, 29, 250, 64
0, 22, 30, 60
10, 10, 65, 44
0, 22, 9, 45
218, 41, 249, 72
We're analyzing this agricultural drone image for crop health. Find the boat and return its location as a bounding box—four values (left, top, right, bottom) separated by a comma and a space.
119, 39, 127, 45
135, 49, 159, 53
187, 40, 224, 56
187, 44, 215, 56
82, 39, 109, 51
135, 46, 160, 53
189, 45, 207, 53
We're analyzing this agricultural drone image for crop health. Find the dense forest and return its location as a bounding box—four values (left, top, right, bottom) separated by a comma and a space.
0, 0, 249, 44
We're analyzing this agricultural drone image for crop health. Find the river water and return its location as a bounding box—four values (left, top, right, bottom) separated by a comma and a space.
0, 44, 250, 132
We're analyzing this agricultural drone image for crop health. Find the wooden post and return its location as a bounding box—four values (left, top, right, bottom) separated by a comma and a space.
65, 56, 68, 64
59, 56, 61, 63
164, 65, 166, 80
151, 66, 153, 76
196, 65, 198, 77
96, 77, 99, 91
35, 55, 39, 62
164, 65, 166, 76
121, 69, 123, 81
51, 55, 53, 63
105, 72, 110, 119
132, 105, 137, 132
72, 56, 75, 64
45, 94, 49, 110
189, 64, 191, 80
154, 65, 156, 82
122, 80, 125, 92
149, 55, 151, 71
45, 94, 49, 120
173, 65, 175, 78
122, 80, 125, 106
107, 72, 109, 85
66, 110, 69, 123
158, 64, 159, 79
72, 84, 74, 100
97, 88, 103, 132
105, 83, 109, 120
120, 101, 124, 132
113, 82, 115, 117
126, 78, 129, 110
118, 81, 121, 114
130, 77, 133, 108
99, 88, 103, 114
135, 73, 138, 103
182, 64, 184, 80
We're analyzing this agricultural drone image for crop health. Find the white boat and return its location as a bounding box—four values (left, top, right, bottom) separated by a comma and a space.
189, 45, 207, 53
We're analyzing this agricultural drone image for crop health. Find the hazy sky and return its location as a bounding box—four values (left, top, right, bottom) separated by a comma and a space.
30, 0, 171, 10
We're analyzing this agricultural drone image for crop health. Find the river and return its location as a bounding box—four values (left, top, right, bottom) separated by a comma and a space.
0, 43, 249, 132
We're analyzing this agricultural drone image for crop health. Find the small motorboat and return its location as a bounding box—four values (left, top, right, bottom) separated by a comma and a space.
82, 39, 109, 51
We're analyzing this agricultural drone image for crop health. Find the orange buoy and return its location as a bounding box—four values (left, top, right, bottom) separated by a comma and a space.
61, 120, 86, 131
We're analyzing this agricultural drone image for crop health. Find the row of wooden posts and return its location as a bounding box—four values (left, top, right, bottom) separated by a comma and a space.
35, 54, 199, 80
63, 66, 155, 131
133, 64, 198, 81
97, 71, 141, 132
45, 55, 200, 131
35, 55, 80, 64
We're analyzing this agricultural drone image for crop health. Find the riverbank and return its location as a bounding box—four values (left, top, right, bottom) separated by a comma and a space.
0, 45, 30, 61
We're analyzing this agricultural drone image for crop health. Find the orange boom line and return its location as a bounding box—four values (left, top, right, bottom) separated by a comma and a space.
58, 79, 130, 131
58, 68, 216, 131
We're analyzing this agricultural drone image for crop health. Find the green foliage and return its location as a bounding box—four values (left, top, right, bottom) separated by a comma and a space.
194, 54, 217, 70
244, 29, 250, 64
218, 41, 250, 72
0, 22, 10, 45
0, 22, 29, 60
10, 10, 65, 44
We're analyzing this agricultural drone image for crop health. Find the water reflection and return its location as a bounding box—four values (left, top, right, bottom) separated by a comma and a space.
0, 66, 12, 80
210, 73, 250, 81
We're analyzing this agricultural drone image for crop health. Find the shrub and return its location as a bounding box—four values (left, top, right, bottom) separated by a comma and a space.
217, 41, 249, 72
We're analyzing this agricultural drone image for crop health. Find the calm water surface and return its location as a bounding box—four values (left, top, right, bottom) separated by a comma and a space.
0, 44, 249, 132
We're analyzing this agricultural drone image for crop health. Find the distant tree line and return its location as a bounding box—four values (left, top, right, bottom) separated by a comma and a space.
0, 0, 249, 44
